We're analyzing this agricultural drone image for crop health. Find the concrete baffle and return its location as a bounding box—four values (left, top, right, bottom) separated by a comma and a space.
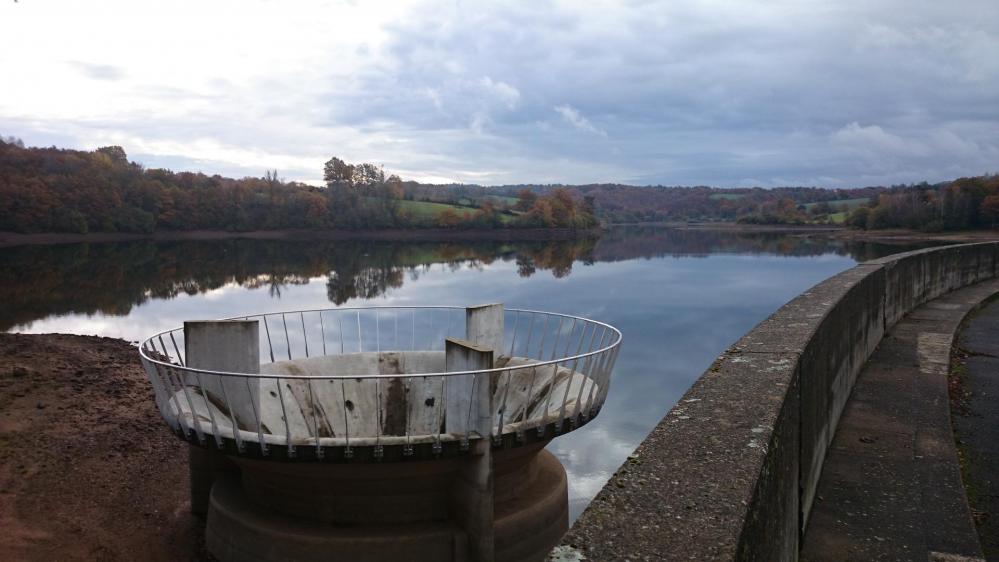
184, 320, 260, 515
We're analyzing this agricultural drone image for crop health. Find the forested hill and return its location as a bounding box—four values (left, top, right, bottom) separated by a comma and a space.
0, 140, 597, 234
1, 137, 977, 234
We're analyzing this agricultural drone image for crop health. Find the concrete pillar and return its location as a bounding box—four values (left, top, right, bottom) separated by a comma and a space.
445, 338, 495, 562
184, 320, 260, 516
466, 303, 504, 363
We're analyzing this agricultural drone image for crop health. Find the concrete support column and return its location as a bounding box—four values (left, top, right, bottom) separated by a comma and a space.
445, 338, 495, 562
466, 303, 504, 363
189, 445, 237, 516
184, 320, 260, 516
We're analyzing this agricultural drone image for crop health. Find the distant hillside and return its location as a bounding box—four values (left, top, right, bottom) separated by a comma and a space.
2, 136, 973, 234
0, 139, 596, 234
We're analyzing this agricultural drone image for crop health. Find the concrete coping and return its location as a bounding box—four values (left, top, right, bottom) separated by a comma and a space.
562, 241, 999, 561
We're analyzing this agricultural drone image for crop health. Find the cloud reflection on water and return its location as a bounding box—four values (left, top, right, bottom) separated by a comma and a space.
1, 227, 938, 520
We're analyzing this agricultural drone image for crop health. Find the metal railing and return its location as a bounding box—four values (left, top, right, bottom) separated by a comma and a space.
138, 306, 621, 460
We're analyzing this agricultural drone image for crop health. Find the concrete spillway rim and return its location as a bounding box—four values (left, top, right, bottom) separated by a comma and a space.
139, 305, 623, 380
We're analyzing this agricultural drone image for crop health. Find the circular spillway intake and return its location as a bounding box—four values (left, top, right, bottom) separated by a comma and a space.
138, 304, 621, 562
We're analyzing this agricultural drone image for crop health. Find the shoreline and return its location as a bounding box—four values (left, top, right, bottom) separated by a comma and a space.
0, 227, 601, 248
2, 223, 997, 249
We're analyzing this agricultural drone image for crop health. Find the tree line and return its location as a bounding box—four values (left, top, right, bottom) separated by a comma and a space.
845, 175, 999, 231
0, 139, 597, 234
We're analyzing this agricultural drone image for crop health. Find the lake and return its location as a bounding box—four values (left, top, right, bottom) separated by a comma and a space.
0, 226, 935, 520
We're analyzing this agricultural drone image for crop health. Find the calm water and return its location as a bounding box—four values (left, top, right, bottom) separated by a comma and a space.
0, 227, 935, 520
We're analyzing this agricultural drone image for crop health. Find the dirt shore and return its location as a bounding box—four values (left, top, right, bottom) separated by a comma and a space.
0, 333, 203, 561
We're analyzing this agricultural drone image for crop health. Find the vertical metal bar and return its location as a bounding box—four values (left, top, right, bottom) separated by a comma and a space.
536, 315, 550, 361
584, 332, 611, 414
375, 377, 383, 456
548, 317, 565, 361
282, 314, 292, 360
508, 310, 521, 357
496, 368, 513, 437
263, 315, 276, 363
337, 311, 345, 354
465, 375, 478, 445
539, 360, 560, 436
275, 378, 294, 456
435, 375, 446, 454
376, 310, 381, 353
446, 308, 452, 338
245, 376, 267, 455
558, 323, 592, 426
340, 378, 351, 457
428, 309, 434, 350
175, 367, 205, 444
357, 310, 363, 353
319, 311, 328, 357
582, 328, 610, 416
523, 313, 536, 359
560, 319, 578, 359
573, 326, 607, 418
403, 374, 412, 454
218, 375, 243, 453
169, 332, 185, 367
301, 312, 309, 358
193, 371, 221, 448
157, 335, 171, 363
306, 379, 323, 458
154, 361, 185, 432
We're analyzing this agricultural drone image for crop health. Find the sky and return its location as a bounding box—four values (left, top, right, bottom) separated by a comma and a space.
1, 0, 997, 188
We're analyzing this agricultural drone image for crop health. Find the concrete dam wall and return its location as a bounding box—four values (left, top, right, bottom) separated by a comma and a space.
562, 242, 999, 561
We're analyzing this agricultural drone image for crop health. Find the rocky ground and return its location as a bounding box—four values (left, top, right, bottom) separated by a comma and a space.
0, 333, 204, 561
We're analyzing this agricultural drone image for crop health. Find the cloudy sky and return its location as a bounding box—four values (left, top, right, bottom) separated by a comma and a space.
1, 0, 996, 187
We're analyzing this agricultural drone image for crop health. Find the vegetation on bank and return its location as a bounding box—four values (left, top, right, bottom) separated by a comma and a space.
0, 139, 597, 234
2, 136, 994, 234
844, 175, 999, 232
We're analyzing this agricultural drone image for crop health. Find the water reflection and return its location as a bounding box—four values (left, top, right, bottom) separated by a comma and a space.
0, 227, 937, 521
0, 228, 928, 334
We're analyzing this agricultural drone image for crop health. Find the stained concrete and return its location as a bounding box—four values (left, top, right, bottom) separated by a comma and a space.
953, 297, 999, 560
799, 280, 999, 562
563, 242, 999, 562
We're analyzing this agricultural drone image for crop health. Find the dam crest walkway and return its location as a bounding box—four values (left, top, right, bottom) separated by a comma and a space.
800, 279, 998, 562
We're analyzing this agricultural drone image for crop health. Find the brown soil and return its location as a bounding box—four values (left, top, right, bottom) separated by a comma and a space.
0, 333, 204, 561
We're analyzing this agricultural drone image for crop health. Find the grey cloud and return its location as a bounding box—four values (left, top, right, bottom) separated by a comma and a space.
10, 1, 998, 188
69, 61, 125, 81
314, 0, 998, 186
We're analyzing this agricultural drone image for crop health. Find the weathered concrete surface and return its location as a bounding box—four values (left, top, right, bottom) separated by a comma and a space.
800, 280, 999, 561
952, 297, 999, 560
446, 338, 496, 562
205, 448, 568, 562
184, 321, 259, 515
562, 242, 999, 561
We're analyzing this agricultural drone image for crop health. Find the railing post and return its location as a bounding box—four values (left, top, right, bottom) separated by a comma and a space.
183, 320, 260, 516
445, 338, 495, 562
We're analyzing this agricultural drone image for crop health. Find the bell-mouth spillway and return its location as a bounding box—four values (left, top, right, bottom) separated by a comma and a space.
137, 304, 621, 562
139, 306, 621, 460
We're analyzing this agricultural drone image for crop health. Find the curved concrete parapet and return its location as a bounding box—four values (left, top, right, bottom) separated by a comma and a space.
563, 242, 999, 561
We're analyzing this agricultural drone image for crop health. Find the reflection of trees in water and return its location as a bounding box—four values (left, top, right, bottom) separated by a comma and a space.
0, 230, 936, 331
0, 238, 598, 330
591, 226, 940, 262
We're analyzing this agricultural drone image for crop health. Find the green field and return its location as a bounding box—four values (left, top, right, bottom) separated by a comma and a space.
394, 199, 515, 223
709, 192, 745, 200
396, 199, 472, 219
804, 197, 870, 211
